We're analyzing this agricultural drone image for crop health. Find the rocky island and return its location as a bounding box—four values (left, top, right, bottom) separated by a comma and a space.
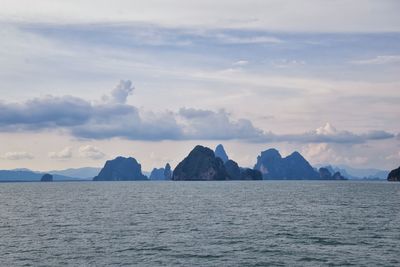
254, 148, 346, 180
93, 156, 148, 181
387, 166, 400, 181
172, 145, 262, 181
40, 173, 53, 182
149, 163, 172, 180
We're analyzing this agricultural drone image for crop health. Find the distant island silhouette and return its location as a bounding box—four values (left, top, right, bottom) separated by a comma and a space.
0, 144, 397, 182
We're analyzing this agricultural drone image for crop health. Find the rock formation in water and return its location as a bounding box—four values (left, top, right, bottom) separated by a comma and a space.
319, 167, 332, 179
332, 171, 346, 180
173, 146, 262, 181
149, 168, 165, 180
40, 173, 53, 182
387, 166, 400, 181
149, 163, 173, 180
172, 145, 228, 181
93, 156, 148, 181
318, 167, 346, 180
254, 149, 320, 180
214, 144, 229, 163
164, 163, 172, 180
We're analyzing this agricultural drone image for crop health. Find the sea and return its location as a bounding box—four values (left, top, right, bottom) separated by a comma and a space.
0, 181, 399, 266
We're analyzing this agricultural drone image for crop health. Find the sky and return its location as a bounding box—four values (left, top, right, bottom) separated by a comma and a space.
0, 0, 399, 171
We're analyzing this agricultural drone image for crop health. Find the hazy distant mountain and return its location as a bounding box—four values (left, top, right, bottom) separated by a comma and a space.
93, 156, 148, 181
49, 167, 101, 179
318, 167, 346, 180
214, 144, 229, 163
317, 164, 389, 179
254, 149, 320, 180
0, 170, 85, 182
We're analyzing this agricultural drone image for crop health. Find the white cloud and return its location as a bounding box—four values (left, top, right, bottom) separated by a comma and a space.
48, 147, 73, 159
79, 145, 105, 160
351, 55, 400, 65
103, 80, 134, 104
2, 151, 34, 160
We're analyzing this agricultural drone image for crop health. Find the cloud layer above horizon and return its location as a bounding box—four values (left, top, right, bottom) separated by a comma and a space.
0, 80, 396, 145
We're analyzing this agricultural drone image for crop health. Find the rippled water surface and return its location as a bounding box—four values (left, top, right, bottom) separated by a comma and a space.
1, 181, 399, 266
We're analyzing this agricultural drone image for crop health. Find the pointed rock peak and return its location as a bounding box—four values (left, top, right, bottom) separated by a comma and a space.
214, 144, 229, 163
165, 163, 171, 170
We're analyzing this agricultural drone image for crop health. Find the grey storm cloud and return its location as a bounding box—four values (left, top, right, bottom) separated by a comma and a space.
0, 81, 396, 144
0, 95, 91, 130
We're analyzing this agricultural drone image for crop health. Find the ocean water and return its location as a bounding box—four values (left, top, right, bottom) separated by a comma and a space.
0, 181, 399, 266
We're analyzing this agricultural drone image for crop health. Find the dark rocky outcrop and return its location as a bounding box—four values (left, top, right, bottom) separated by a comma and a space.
214, 144, 229, 163
149, 163, 173, 180
172, 145, 228, 181
224, 159, 262, 180
173, 146, 262, 181
388, 166, 400, 181
254, 149, 320, 180
41, 173, 53, 182
224, 160, 241, 180
93, 156, 148, 181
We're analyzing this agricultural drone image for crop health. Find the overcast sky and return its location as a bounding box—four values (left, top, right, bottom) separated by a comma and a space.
0, 0, 399, 171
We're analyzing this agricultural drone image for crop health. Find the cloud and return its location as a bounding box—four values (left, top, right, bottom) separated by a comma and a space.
233, 60, 249, 66
103, 80, 134, 104
178, 108, 266, 141
2, 151, 34, 160
0, 95, 91, 130
48, 147, 73, 159
79, 145, 105, 160
0, 82, 395, 144
276, 123, 395, 144
351, 55, 400, 65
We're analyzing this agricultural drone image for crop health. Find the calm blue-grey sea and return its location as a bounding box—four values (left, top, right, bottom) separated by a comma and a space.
0, 181, 399, 266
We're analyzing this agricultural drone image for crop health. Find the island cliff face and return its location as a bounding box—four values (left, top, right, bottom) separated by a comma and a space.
387, 166, 400, 181
93, 156, 148, 181
254, 149, 320, 180
172, 145, 228, 181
